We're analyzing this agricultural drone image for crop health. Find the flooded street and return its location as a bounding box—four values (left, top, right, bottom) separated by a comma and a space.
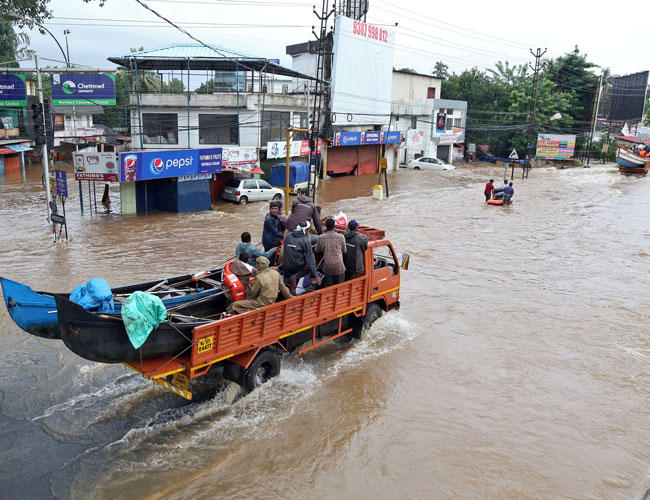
1, 162, 648, 499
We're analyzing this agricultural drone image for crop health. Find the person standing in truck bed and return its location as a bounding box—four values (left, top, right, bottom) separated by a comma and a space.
315, 218, 347, 288
286, 188, 323, 235
343, 219, 368, 280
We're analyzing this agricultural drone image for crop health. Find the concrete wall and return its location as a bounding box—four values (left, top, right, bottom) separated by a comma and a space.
392, 72, 442, 102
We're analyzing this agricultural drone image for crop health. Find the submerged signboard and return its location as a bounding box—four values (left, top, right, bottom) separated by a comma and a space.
536, 134, 576, 159
73, 151, 120, 181
51, 73, 116, 106
119, 148, 222, 181
0, 74, 26, 107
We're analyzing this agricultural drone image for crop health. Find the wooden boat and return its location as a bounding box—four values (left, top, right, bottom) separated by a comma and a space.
1, 268, 224, 340
616, 146, 649, 176
54, 290, 228, 364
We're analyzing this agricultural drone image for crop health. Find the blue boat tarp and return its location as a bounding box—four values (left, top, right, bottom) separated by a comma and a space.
70, 278, 115, 313
121, 291, 167, 349
270, 161, 309, 188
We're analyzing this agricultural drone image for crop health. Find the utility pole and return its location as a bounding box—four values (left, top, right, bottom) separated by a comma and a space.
527, 48, 547, 158
307, 0, 335, 202
35, 54, 54, 229
64, 28, 84, 214
585, 74, 604, 168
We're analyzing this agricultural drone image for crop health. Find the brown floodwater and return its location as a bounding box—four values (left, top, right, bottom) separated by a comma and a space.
0, 161, 648, 499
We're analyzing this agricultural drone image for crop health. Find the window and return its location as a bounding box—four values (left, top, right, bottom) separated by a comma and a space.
454, 117, 462, 128
261, 111, 290, 144
244, 180, 257, 189
54, 115, 64, 132
373, 245, 398, 275
427, 87, 436, 99
199, 114, 239, 145
282, 84, 289, 93
294, 112, 309, 140
446, 108, 454, 114
411, 116, 417, 129
446, 117, 453, 130
142, 113, 178, 144
259, 180, 272, 189
226, 178, 240, 188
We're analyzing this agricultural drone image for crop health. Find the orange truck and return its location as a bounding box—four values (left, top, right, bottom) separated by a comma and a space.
125, 226, 408, 400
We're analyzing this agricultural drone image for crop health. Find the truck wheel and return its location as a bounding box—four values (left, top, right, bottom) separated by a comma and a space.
242, 349, 281, 392
350, 302, 383, 340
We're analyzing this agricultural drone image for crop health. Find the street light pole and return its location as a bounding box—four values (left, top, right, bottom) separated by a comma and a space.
63, 28, 83, 213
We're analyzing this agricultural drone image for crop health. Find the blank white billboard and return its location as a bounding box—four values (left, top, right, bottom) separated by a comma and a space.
330, 16, 395, 126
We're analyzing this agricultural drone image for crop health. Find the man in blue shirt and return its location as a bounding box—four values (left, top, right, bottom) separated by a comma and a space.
503, 182, 514, 205
262, 201, 285, 252
236, 232, 276, 267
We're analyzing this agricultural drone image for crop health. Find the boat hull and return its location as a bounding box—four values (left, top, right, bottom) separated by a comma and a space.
616, 146, 649, 175
1, 270, 222, 339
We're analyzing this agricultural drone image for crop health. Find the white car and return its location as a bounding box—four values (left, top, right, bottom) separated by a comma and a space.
222, 177, 285, 205
407, 156, 455, 170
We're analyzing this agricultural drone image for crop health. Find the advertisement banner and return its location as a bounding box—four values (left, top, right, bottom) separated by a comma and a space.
363, 131, 382, 144
0, 74, 27, 107
435, 112, 446, 132
386, 131, 402, 144
267, 140, 322, 159
51, 73, 116, 106
406, 130, 425, 148
73, 151, 120, 181
222, 146, 257, 170
119, 148, 222, 181
333, 132, 362, 146
435, 134, 457, 145
330, 16, 395, 126
55, 170, 68, 198
535, 134, 576, 159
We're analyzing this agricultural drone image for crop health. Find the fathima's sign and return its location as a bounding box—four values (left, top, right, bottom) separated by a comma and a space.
119, 148, 222, 181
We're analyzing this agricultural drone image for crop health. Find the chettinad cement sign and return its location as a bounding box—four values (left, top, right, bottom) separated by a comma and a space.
0, 74, 27, 107
51, 73, 116, 106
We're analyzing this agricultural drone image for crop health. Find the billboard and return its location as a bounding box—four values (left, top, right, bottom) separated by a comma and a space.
222, 146, 257, 171
609, 71, 649, 123
536, 134, 576, 159
435, 112, 446, 132
51, 73, 116, 106
119, 148, 222, 181
266, 140, 322, 159
0, 74, 26, 107
330, 16, 395, 126
73, 151, 120, 181
331, 131, 401, 147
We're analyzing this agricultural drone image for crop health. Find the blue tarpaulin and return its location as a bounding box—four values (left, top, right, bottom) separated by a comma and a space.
69, 278, 115, 313
270, 161, 309, 188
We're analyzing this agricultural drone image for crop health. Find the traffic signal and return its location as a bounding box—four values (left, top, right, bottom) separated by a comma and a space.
43, 98, 54, 149
31, 103, 46, 146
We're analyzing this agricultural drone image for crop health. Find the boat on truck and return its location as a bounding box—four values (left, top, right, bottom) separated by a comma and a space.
0, 268, 225, 340
54, 226, 408, 400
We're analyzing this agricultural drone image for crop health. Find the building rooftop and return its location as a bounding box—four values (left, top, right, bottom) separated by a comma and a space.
108, 43, 317, 80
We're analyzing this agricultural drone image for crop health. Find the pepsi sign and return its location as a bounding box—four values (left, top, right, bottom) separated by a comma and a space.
119, 148, 222, 181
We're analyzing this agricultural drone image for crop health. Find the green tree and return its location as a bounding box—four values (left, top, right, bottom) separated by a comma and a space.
0, 0, 107, 29
0, 18, 32, 66
432, 61, 449, 79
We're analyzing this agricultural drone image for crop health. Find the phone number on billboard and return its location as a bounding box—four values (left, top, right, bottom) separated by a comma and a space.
352, 21, 389, 42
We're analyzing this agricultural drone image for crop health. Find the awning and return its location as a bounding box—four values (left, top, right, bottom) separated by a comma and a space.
223, 166, 264, 175
7, 145, 32, 152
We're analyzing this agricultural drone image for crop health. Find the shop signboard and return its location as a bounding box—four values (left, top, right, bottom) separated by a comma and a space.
386, 131, 402, 144
535, 134, 576, 159
73, 151, 120, 181
333, 132, 362, 146
51, 73, 116, 106
0, 74, 27, 107
119, 148, 222, 181
406, 129, 424, 147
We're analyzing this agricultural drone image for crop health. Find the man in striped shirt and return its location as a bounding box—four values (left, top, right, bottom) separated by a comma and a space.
315, 218, 347, 288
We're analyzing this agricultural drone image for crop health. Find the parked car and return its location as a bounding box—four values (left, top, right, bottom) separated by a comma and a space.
222, 177, 284, 205
407, 157, 455, 170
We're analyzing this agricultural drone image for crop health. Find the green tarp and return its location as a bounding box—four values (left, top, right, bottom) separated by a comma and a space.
120, 291, 167, 349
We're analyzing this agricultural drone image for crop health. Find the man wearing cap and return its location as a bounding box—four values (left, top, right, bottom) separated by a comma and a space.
282, 220, 319, 294
343, 219, 368, 280
228, 256, 292, 314
315, 217, 347, 287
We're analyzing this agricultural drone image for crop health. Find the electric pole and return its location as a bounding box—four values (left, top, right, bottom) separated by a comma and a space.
527, 48, 547, 157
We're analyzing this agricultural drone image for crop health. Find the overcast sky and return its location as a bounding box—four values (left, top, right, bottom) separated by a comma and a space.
19, 0, 649, 78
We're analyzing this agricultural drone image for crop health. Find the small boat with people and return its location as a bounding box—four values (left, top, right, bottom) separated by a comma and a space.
616, 146, 649, 176
0, 268, 224, 340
